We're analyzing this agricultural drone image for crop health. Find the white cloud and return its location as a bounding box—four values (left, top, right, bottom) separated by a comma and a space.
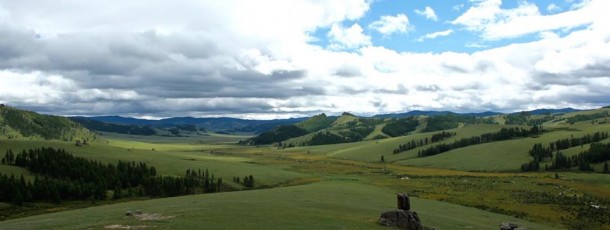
0, 0, 609, 118
452, 0, 607, 40
414, 6, 438, 21
327, 23, 371, 50
546, 3, 562, 13
417, 29, 454, 41
453, 4, 465, 12
369, 14, 411, 36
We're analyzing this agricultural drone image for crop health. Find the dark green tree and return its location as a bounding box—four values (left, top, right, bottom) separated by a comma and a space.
11, 186, 24, 206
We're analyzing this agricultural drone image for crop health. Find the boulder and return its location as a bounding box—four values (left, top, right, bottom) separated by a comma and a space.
380, 193, 429, 230
379, 209, 423, 230
499, 222, 528, 230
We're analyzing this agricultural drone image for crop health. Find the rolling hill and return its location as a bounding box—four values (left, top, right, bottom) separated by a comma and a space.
0, 106, 609, 229
0, 105, 95, 141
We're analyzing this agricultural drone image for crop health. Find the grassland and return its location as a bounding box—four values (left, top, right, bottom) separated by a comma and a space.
1, 181, 561, 230
1, 109, 610, 229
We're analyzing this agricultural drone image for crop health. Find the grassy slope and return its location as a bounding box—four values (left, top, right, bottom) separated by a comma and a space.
98, 131, 251, 144
309, 118, 610, 172
296, 114, 336, 132
0, 139, 306, 186
2, 108, 609, 229
318, 124, 507, 162
0, 106, 94, 141
397, 121, 610, 171
364, 123, 389, 140
0, 181, 559, 230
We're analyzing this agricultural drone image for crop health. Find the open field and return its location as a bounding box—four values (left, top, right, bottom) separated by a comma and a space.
1, 181, 560, 230
1, 120, 609, 229
98, 131, 252, 144
0, 139, 307, 186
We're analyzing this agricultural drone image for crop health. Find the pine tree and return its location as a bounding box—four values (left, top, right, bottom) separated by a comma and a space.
113, 185, 122, 200
50, 185, 61, 204
248, 175, 254, 188
11, 186, 24, 206
604, 161, 609, 173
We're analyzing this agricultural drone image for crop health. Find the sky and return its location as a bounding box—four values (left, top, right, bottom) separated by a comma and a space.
0, 0, 609, 119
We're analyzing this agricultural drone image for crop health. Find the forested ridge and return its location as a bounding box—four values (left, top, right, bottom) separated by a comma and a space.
0, 106, 93, 141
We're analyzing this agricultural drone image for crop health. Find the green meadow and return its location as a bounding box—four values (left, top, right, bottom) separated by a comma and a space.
1, 109, 610, 229
1, 181, 559, 230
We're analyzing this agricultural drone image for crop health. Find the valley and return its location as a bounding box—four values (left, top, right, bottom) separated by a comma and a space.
1, 106, 609, 229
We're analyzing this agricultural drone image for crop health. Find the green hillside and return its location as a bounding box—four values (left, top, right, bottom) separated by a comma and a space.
295, 113, 336, 132
1, 107, 609, 229
0, 105, 95, 141
251, 112, 514, 148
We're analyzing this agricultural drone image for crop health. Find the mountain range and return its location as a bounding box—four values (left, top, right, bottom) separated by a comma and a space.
72, 108, 581, 133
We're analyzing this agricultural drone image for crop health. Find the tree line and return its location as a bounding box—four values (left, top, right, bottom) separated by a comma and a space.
382, 117, 419, 137
0, 147, 232, 206
550, 132, 608, 152
393, 131, 456, 154
566, 111, 608, 124
239, 125, 308, 145
418, 126, 542, 157
521, 132, 610, 172
232, 175, 255, 188
422, 114, 478, 132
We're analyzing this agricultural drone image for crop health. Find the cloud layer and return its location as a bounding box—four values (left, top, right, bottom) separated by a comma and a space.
0, 0, 609, 119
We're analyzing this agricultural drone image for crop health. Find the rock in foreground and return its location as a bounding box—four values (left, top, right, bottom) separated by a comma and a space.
379, 209, 424, 230
379, 193, 433, 230
499, 222, 528, 230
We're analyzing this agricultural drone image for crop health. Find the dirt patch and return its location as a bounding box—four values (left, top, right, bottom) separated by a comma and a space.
104, 224, 150, 229
132, 213, 174, 221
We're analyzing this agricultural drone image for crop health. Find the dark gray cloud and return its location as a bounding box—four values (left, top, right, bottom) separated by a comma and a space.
416, 84, 441, 92
375, 84, 409, 94
1, 1, 608, 119
0, 23, 327, 117
333, 64, 362, 77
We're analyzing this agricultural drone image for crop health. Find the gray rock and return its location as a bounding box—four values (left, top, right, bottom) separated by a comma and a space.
500, 222, 527, 230
379, 210, 423, 230
381, 193, 435, 230
397, 193, 411, 211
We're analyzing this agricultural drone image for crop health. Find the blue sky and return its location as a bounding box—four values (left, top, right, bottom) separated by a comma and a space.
0, 0, 608, 119
313, 0, 584, 53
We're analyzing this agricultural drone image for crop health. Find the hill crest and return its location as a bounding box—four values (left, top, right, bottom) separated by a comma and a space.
0, 105, 95, 141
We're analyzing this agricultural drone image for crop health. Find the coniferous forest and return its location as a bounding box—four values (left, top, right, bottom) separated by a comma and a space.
0, 147, 232, 205
417, 126, 543, 157
521, 132, 610, 171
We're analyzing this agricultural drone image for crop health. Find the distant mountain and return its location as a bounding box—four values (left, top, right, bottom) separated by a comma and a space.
374, 110, 502, 118
83, 115, 155, 126
77, 115, 308, 133
514, 108, 582, 115
68, 107, 590, 137
0, 105, 94, 141
69, 117, 157, 136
